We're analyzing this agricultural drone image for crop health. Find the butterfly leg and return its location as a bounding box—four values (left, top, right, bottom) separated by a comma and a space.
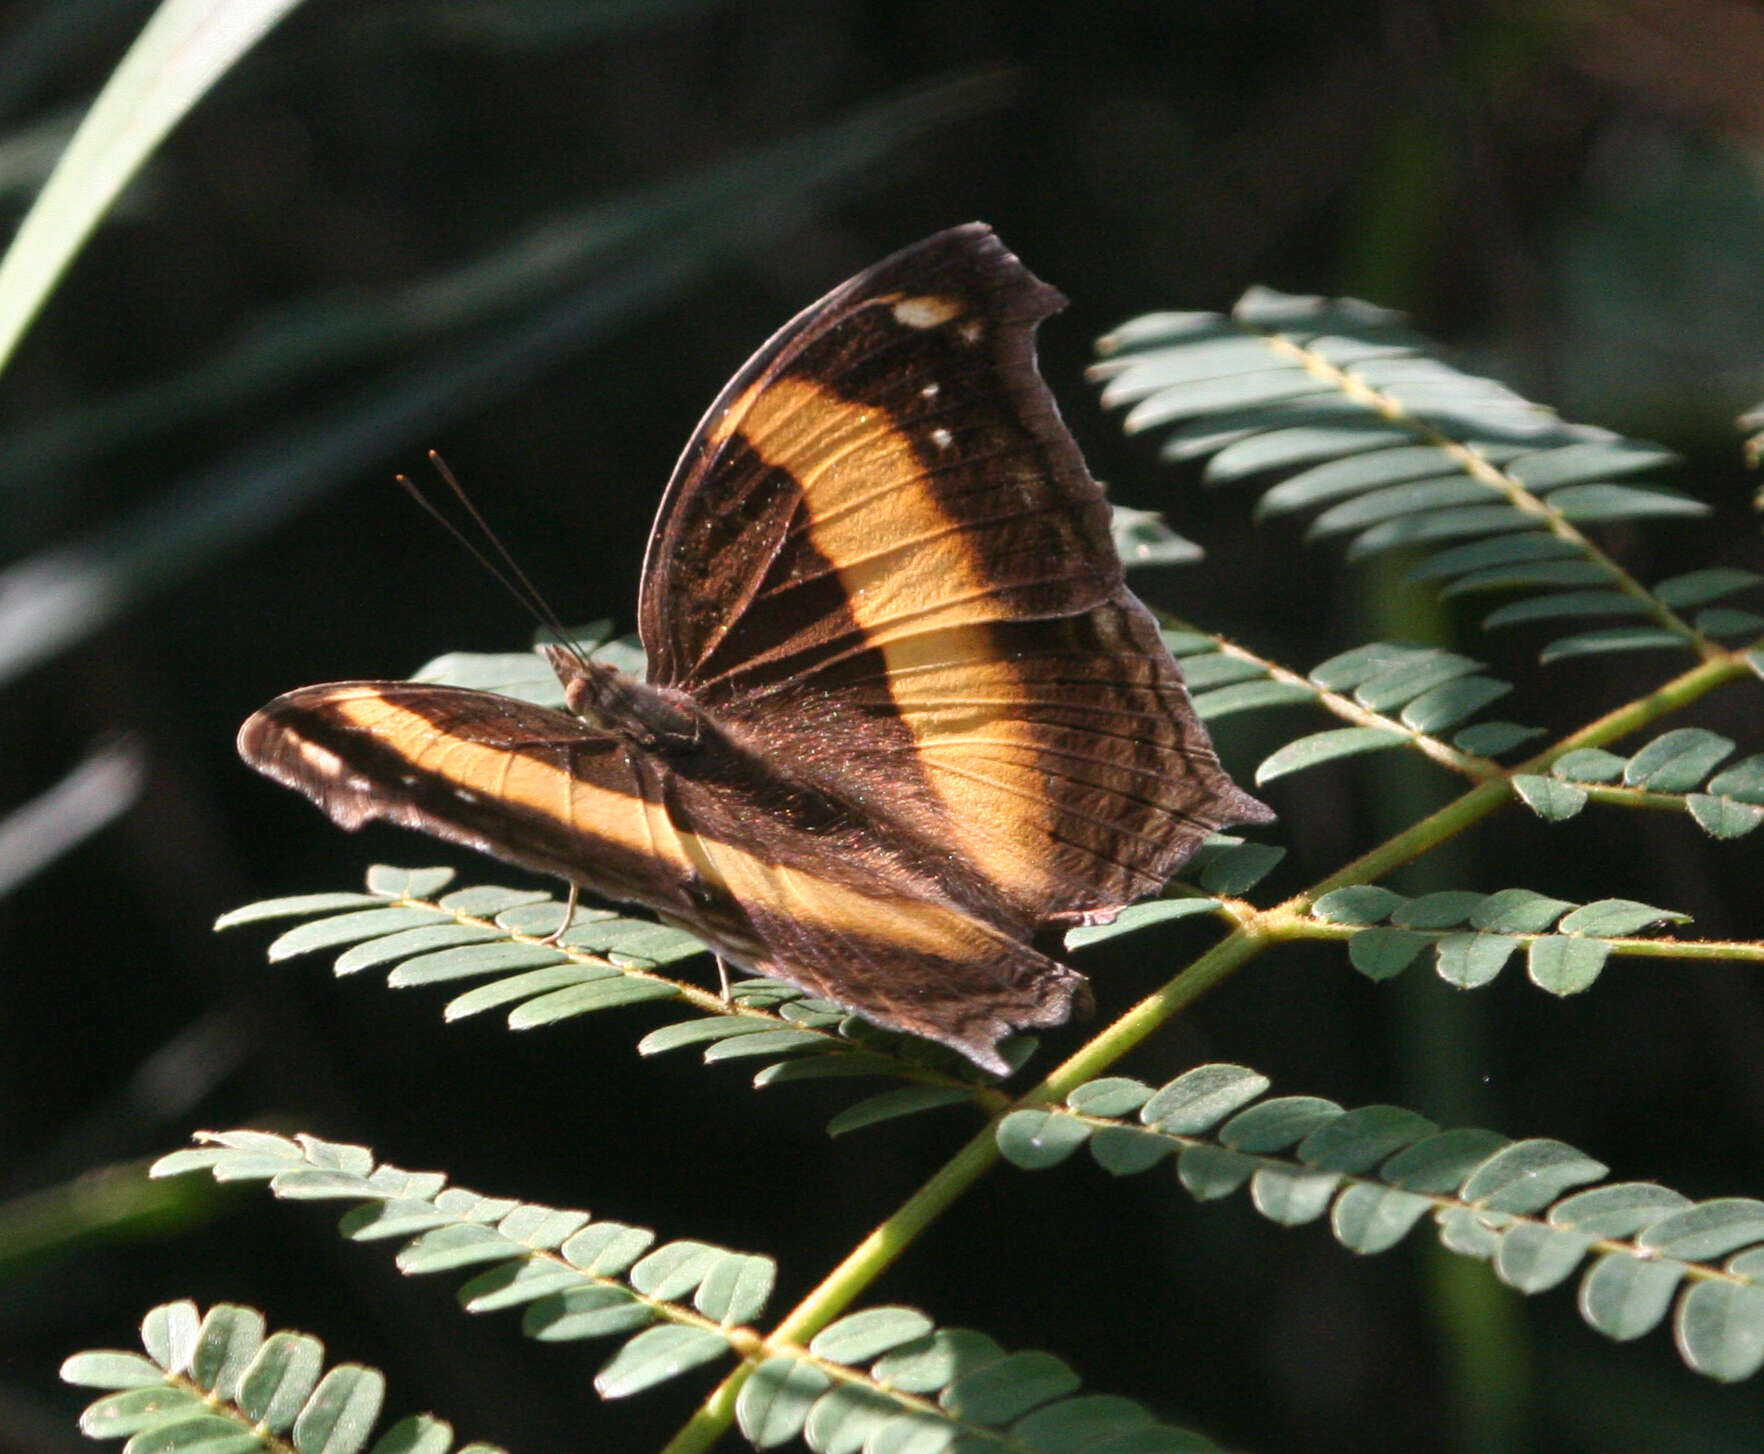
538, 882, 579, 946
716, 956, 732, 1003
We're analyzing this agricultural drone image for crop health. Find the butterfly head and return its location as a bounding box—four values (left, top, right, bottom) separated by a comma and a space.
543, 644, 700, 753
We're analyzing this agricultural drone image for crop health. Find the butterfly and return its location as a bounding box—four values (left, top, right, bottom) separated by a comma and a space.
239, 223, 1273, 1074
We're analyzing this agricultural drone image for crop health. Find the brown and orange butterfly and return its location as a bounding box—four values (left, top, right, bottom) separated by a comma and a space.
239, 223, 1272, 1074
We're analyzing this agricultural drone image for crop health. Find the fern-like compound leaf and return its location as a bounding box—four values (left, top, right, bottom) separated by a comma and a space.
152, 1133, 774, 1400
1529, 733, 1764, 839
63, 1301, 504, 1454
1304, 885, 1691, 993
1091, 289, 1738, 663
87, 1208, 1223, 1452
1003, 1066, 1764, 1382
220, 865, 1005, 1101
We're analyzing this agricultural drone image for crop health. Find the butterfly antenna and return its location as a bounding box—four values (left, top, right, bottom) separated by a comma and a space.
396, 455, 589, 666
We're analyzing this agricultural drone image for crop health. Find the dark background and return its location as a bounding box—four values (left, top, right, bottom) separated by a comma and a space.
4, 2, 1764, 1450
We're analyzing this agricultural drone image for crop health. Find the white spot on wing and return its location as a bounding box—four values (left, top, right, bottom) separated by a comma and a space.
958, 319, 984, 345
930, 427, 953, 450
920, 382, 940, 400
892, 295, 963, 330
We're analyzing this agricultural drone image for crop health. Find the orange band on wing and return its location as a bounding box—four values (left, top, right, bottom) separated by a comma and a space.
711, 373, 1071, 909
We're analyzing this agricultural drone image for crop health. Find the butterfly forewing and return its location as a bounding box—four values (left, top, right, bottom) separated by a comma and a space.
240, 681, 1086, 1072
638, 224, 1271, 926
238, 684, 700, 916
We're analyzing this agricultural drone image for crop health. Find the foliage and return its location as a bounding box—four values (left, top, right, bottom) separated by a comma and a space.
69, 1134, 1220, 1452
60, 282, 1759, 1450
15, 7, 1764, 1452
998, 1067, 1764, 1382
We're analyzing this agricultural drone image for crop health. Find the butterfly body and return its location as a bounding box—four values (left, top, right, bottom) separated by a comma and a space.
241, 224, 1272, 1073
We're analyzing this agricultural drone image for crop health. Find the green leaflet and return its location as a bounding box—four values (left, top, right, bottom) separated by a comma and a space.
1552, 748, 1628, 783
1311, 641, 1437, 689
1112, 505, 1201, 566
1638, 1199, 1764, 1261
1219, 1097, 1344, 1153
1192, 839, 1285, 896
1191, 677, 1316, 718
1580, 1254, 1684, 1341
1470, 889, 1576, 933
1257, 445, 1466, 517
1434, 933, 1518, 989
1308, 477, 1493, 538
1410, 532, 1582, 580
1353, 652, 1482, 710
365, 866, 457, 899
736, 1359, 832, 1449
1527, 937, 1608, 994
1513, 775, 1588, 821
1557, 899, 1690, 936
1401, 675, 1512, 732
1173, 652, 1269, 689
1494, 1224, 1594, 1293
1483, 589, 1648, 629
810, 1308, 936, 1364
1440, 560, 1615, 596
1204, 421, 1414, 482
1311, 886, 1406, 925
1505, 439, 1679, 489
1677, 1283, 1764, 1382
1548, 482, 1707, 522
294, 1365, 388, 1454
1622, 728, 1735, 791
1257, 726, 1408, 784
1653, 567, 1764, 609
1549, 1182, 1693, 1237
996, 1109, 1094, 1169
826, 1087, 978, 1138
593, 1326, 730, 1399
1540, 627, 1688, 662
1063, 896, 1223, 949
1688, 795, 1764, 838
1348, 927, 1430, 980
1453, 721, 1546, 756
